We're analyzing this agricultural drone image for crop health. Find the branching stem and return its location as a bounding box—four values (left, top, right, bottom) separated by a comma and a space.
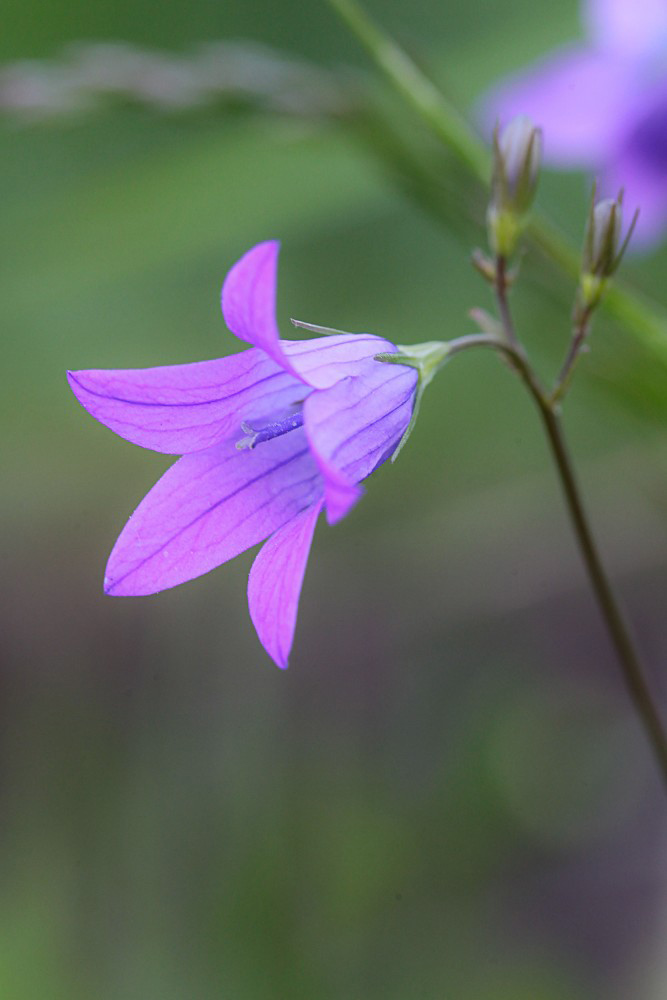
331, 0, 667, 788
490, 267, 667, 790
328, 0, 667, 363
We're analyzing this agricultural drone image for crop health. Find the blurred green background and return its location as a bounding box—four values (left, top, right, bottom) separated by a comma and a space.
3, 1, 667, 997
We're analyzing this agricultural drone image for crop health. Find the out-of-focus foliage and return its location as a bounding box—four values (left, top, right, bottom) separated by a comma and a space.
2, 0, 667, 998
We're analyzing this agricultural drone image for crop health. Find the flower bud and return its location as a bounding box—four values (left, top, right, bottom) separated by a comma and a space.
580, 190, 637, 308
487, 116, 542, 257
584, 197, 622, 275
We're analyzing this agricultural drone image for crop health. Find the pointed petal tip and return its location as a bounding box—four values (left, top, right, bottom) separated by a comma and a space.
324, 480, 362, 525
220, 240, 281, 311
248, 500, 323, 672
303, 362, 415, 522
258, 637, 290, 670
103, 571, 160, 598
221, 240, 303, 379
67, 370, 94, 412
104, 571, 132, 597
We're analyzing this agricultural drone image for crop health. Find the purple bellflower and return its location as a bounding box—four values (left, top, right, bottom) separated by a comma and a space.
67, 242, 418, 668
481, 0, 667, 246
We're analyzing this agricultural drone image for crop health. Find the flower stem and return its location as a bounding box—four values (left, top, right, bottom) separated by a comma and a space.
490, 273, 667, 789
494, 255, 522, 352
551, 302, 594, 404
537, 406, 667, 786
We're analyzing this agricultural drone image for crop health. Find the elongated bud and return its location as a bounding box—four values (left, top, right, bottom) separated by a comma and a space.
487, 116, 542, 257
584, 197, 622, 276
580, 189, 637, 308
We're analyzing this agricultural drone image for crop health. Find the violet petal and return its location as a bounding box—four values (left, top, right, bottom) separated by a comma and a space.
221, 240, 305, 380
248, 498, 323, 669
603, 153, 667, 245
282, 333, 397, 388
221, 241, 396, 388
303, 358, 417, 525
104, 430, 323, 596
67, 351, 304, 455
482, 46, 636, 165
584, 0, 667, 60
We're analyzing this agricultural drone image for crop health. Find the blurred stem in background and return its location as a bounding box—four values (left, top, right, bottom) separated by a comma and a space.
0, 40, 350, 119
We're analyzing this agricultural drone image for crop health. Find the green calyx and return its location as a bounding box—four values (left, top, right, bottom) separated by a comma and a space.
374, 340, 451, 461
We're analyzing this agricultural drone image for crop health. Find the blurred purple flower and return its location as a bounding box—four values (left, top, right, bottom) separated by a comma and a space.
68, 242, 417, 668
481, 0, 667, 246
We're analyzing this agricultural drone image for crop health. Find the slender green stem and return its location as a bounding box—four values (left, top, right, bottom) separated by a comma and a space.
328, 0, 667, 362
447, 325, 667, 789
494, 255, 522, 352
445, 332, 505, 355
551, 301, 593, 404
490, 272, 667, 789
537, 407, 667, 786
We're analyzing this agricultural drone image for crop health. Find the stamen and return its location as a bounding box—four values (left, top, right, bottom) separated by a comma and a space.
236, 411, 304, 450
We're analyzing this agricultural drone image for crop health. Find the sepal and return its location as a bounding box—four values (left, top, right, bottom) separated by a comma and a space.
374, 340, 451, 461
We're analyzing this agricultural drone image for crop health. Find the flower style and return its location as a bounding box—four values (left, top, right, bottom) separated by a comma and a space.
67, 242, 418, 668
481, 0, 667, 246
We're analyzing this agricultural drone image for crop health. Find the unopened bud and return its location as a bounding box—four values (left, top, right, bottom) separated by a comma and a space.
487, 116, 542, 257
580, 190, 637, 308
